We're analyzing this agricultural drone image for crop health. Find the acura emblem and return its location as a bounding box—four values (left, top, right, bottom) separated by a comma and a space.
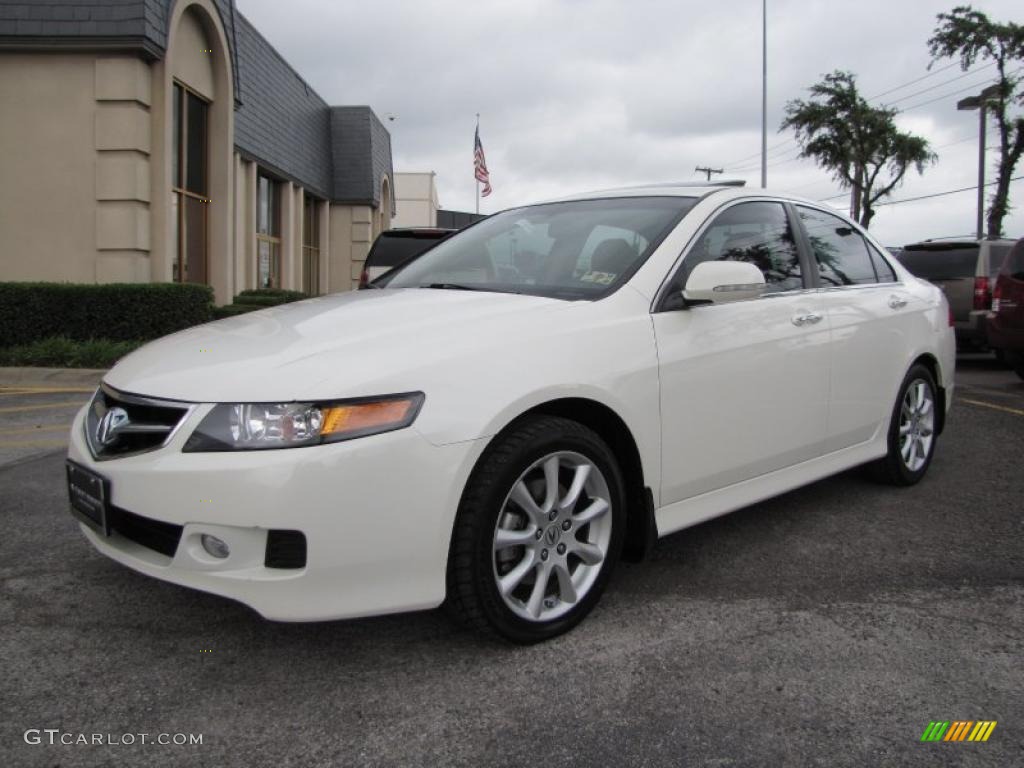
96, 407, 130, 446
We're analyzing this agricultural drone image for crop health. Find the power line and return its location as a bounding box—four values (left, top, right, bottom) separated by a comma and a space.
866, 59, 962, 100
719, 64, 1015, 179
877, 62, 995, 107
817, 174, 1024, 207
876, 174, 1023, 207
899, 70, 1019, 112
720, 135, 796, 168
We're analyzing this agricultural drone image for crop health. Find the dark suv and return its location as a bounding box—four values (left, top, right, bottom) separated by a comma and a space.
359, 228, 454, 288
988, 237, 1024, 379
897, 238, 1015, 352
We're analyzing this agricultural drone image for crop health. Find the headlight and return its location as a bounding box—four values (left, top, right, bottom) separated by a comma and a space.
182, 393, 424, 452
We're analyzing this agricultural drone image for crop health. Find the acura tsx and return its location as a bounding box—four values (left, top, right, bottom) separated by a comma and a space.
67, 184, 955, 643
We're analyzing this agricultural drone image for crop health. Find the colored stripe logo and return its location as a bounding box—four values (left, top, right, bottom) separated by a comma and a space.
920, 721, 997, 742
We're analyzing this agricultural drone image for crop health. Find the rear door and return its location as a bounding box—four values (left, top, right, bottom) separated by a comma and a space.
795, 206, 915, 450
993, 242, 1024, 336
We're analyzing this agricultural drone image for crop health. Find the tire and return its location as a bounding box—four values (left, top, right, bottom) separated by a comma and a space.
1007, 351, 1024, 381
445, 415, 625, 644
871, 364, 939, 486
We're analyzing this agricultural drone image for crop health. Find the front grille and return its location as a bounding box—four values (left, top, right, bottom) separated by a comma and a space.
265, 530, 307, 569
85, 384, 191, 460
110, 507, 183, 558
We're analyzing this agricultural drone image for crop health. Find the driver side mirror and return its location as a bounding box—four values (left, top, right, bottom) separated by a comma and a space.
681, 261, 766, 305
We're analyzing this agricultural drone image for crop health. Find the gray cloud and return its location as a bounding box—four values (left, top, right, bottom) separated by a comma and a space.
238, 0, 1023, 245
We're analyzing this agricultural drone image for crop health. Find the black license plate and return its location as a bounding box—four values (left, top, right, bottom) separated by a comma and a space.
66, 460, 110, 535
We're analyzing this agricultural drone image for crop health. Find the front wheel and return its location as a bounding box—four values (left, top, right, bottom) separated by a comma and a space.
871, 364, 939, 486
445, 415, 625, 643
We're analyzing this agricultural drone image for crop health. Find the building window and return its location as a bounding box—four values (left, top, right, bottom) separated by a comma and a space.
171, 82, 209, 284
303, 196, 321, 295
256, 173, 281, 288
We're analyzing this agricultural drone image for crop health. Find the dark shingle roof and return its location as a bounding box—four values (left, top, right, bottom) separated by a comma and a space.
0, 0, 391, 206
330, 107, 394, 207
231, 12, 333, 198
0, 1, 163, 56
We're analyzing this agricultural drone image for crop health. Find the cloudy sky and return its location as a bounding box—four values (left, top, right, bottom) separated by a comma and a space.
238, 0, 1023, 246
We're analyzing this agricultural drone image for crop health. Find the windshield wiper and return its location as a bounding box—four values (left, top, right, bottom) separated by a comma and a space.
419, 282, 483, 291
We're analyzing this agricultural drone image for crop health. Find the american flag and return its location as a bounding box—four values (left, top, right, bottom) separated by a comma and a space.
474, 125, 492, 197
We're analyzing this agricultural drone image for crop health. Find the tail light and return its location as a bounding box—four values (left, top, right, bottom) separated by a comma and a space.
973, 276, 991, 310
992, 280, 1003, 313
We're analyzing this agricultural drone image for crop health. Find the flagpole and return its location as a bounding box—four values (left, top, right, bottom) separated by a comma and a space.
475, 113, 480, 215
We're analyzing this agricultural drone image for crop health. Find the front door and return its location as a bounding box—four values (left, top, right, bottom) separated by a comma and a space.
653, 201, 831, 508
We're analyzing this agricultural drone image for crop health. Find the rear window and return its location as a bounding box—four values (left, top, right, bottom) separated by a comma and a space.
898, 246, 978, 280
1003, 241, 1024, 280
366, 233, 448, 270
988, 244, 1012, 277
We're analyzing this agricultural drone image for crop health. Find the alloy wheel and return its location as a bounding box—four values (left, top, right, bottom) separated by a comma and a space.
898, 379, 935, 472
491, 451, 613, 622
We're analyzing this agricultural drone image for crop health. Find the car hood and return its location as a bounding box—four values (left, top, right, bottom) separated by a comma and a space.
104, 289, 571, 402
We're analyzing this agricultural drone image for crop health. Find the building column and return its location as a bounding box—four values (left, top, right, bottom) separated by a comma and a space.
94, 56, 152, 283
318, 198, 330, 294
350, 205, 373, 290
279, 180, 295, 290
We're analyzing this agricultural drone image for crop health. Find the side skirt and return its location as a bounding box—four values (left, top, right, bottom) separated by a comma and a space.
655, 438, 886, 538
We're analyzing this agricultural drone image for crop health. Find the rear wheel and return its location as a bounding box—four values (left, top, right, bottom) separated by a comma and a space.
445, 415, 625, 643
871, 364, 939, 486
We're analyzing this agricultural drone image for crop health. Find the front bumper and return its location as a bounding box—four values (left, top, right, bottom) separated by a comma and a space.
68, 402, 484, 621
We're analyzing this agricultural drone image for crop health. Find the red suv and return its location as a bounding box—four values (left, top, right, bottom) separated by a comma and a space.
988, 237, 1024, 379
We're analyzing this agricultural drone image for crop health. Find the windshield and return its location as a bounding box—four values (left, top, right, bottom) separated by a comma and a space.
381, 196, 697, 299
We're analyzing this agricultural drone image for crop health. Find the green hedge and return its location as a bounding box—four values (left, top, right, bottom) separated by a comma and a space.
0, 282, 214, 347
212, 303, 260, 319
211, 288, 309, 318
0, 337, 143, 368
234, 289, 308, 306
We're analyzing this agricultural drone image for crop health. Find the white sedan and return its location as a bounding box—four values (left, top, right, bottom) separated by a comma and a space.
67, 184, 954, 643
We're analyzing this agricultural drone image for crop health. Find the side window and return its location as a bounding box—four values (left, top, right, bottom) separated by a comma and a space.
678, 202, 803, 293
798, 206, 878, 286
868, 243, 897, 283
1009, 242, 1024, 280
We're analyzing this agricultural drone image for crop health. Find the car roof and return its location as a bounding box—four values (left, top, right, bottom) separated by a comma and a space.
903, 237, 1017, 249
378, 227, 455, 236
542, 183, 839, 211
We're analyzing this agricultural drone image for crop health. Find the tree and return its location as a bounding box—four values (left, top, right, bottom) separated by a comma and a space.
928, 6, 1024, 239
781, 71, 936, 229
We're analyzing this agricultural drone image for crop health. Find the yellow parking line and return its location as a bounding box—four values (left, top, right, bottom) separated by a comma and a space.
0, 401, 86, 414
960, 398, 1024, 417
0, 387, 95, 396
0, 438, 68, 447
0, 424, 72, 436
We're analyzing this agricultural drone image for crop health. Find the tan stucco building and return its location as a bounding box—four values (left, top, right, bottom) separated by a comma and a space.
0, 0, 394, 302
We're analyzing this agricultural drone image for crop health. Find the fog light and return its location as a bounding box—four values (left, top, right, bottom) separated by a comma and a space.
200, 534, 230, 559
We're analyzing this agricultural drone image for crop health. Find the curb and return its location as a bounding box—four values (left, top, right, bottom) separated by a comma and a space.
0, 367, 106, 389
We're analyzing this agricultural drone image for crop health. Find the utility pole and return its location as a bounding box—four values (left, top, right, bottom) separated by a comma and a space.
695, 166, 724, 182
957, 84, 999, 239
760, 0, 767, 188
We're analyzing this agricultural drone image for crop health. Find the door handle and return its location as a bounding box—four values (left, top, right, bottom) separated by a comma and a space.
888, 294, 908, 309
791, 312, 823, 327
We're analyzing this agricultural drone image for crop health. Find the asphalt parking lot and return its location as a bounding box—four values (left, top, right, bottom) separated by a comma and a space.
1, 360, 1021, 767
